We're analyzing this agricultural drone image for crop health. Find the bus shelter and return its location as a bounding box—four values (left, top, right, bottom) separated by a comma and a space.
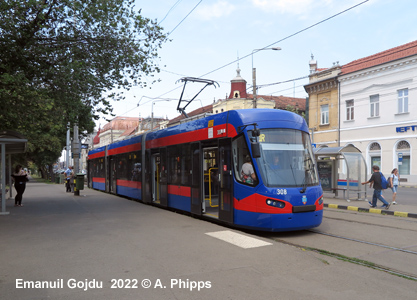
314, 145, 367, 201
0, 130, 28, 215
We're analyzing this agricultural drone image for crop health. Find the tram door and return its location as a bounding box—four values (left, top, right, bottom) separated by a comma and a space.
191, 142, 202, 216
143, 150, 152, 204
151, 153, 161, 204
159, 148, 168, 207
218, 138, 233, 223
202, 147, 219, 218
109, 157, 117, 194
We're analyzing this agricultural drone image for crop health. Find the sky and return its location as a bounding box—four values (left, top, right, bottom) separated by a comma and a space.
96, 0, 417, 128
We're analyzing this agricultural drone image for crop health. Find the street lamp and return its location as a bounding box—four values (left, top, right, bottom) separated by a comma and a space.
251, 47, 281, 108
137, 96, 175, 131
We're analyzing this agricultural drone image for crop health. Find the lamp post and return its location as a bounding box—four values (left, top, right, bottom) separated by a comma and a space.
251, 47, 281, 108
137, 96, 175, 131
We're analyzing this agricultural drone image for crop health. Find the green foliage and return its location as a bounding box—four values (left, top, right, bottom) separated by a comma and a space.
0, 0, 167, 170
285, 104, 306, 119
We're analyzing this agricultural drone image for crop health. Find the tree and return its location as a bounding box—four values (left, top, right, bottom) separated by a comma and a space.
0, 0, 167, 173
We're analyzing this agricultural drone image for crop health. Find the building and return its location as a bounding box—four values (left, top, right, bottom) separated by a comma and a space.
339, 40, 417, 183
304, 56, 341, 147
305, 40, 417, 183
213, 67, 306, 115
166, 67, 306, 127
96, 116, 139, 147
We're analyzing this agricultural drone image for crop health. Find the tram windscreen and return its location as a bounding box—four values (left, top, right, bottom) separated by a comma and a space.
254, 129, 319, 188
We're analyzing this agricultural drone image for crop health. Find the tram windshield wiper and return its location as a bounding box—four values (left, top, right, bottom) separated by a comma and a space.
300, 156, 315, 193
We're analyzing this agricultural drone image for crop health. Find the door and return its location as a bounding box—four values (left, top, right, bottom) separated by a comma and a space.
191, 142, 202, 216
143, 150, 152, 204
159, 147, 168, 207
109, 157, 117, 194
218, 138, 233, 223
152, 153, 161, 204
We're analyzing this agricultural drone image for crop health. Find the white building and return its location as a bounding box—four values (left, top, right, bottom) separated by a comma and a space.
339, 40, 417, 183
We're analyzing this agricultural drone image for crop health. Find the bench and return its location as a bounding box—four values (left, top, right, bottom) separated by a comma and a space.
330, 188, 347, 199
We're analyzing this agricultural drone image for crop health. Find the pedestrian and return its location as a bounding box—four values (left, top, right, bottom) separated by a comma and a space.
389, 168, 400, 205
361, 165, 390, 209
65, 166, 74, 192
241, 156, 257, 184
11, 165, 28, 207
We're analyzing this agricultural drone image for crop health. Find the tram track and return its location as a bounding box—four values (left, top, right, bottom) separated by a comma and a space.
323, 215, 417, 232
266, 233, 417, 281
308, 229, 417, 256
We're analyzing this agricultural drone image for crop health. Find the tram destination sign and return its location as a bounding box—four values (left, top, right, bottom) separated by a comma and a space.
396, 125, 417, 133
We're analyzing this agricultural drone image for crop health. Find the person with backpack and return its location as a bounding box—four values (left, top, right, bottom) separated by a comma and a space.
389, 168, 400, 205
361, 165, 390, 209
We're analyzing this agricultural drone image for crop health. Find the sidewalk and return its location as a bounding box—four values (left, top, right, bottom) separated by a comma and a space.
2, 180, 417, 299
323, 190, 417, 219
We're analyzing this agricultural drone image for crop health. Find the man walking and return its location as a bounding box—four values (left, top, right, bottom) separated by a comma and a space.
362, 165, 390, 209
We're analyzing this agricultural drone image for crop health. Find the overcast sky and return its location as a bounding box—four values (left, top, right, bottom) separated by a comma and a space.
97, 0, 417, 128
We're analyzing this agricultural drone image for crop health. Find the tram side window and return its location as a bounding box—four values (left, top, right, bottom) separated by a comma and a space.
97, 159, 104, 178
116, 154, 129, 180
130, 152, 141, 182
232, 135, 257, 185
181, 144, 192, 186
168, 144, 191, 186
168, 145, 181, 185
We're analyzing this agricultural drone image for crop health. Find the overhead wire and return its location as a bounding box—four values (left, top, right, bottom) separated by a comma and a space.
167, 0, 203, 37
118, 0, 370, 116
158, 0, 183, 25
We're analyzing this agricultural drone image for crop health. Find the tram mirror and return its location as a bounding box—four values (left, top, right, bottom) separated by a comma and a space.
252, 129, 260, 137
251, 142, 261, 158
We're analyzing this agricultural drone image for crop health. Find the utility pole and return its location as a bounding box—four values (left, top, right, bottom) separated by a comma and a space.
66, 123, 70, 168
252, 67, 257, 108
72, 124, 81, 196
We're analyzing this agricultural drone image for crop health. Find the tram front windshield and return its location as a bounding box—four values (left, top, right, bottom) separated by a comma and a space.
254, 128, 319, 188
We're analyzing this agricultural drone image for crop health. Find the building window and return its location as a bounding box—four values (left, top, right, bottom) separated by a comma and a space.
369, 142, 381, 151
369, 142, 381, 170
346, 100, 354, 120
320, 104, 329, 125
397, 140, 410, 175
370, 95, 379, 117
398, 89, 408, 113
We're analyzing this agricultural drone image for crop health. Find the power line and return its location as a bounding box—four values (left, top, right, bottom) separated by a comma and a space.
198, 0, 369, 78
158, 0, 183, 25
117, 0, 369, 117
167, 0, 203, 37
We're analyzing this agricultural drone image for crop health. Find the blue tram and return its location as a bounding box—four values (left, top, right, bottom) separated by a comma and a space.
87, 109, 323, 232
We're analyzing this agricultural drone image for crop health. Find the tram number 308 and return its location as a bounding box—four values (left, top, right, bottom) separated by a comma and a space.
276, 189, 287, 195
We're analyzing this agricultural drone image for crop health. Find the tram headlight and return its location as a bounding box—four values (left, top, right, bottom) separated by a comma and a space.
266, 199, 286, 209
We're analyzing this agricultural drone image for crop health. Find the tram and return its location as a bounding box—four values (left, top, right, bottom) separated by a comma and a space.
87, 109, 323, 232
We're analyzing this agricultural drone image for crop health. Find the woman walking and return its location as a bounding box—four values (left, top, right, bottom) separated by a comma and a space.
390, 168, 400, 205
11, 165, 28, 206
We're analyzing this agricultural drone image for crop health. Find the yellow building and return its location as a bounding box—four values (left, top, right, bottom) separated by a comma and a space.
304, 56, 341, 147
213, 67, 305, 114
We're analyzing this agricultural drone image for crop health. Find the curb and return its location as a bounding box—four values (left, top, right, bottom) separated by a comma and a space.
324, 203, 417, 219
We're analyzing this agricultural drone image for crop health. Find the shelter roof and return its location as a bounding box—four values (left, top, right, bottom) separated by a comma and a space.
313, 144, 361, 156
0, 130, 28, 154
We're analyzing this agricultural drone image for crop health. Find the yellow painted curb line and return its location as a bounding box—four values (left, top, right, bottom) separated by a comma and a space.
394, 211, 408, 217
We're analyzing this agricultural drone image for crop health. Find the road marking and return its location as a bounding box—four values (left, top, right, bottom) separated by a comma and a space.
205, 230, 272, 249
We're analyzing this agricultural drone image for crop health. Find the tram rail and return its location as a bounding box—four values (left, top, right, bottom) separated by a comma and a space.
265, 232, 417, 281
